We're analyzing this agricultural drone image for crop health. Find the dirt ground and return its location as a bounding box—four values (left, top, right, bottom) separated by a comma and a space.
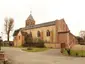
1, 47, 85, 64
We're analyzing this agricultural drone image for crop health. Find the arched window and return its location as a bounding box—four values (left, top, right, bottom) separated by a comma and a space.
46, 30, 50, 36
30, 32, 32, 37
19, 36, 20, 40
37, 31, 40, 37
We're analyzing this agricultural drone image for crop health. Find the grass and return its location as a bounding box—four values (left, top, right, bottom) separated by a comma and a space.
70, 50, 85, 57
22, 47, 49, 52
62, 49, 68, 55
63, 49, 85, 57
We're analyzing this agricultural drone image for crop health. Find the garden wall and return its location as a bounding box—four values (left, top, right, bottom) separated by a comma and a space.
71, 44, 85, 50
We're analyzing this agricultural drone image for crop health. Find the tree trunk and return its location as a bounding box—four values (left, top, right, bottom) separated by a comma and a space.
7, 33, 9, 44
0, 40, 2, 50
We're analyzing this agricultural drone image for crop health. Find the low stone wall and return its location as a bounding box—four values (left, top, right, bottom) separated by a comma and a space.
44, 43, 60, 48
71, 44, 85, 50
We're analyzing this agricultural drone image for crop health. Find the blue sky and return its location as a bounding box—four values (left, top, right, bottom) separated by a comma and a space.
0, 0, 85, 40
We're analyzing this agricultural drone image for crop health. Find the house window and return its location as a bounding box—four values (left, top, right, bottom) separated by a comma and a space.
46, 30, 50, 36
37, 31, 40, 37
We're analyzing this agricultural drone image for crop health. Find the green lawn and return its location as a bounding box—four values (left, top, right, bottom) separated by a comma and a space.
22, 47, 49, 52
63, 49, 85, 57
70, 50, 85, 57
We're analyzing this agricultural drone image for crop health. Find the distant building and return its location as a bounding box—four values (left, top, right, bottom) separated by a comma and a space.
13, 13, 78, 48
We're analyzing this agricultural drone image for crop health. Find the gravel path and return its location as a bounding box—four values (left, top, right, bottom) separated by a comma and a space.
1, 47, 85, 64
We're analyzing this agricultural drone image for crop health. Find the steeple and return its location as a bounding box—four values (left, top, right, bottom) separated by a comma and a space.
30, 10, 32, 14
27, 11, 35, 21
27, 14, 35, 21
25, 11, 35, 27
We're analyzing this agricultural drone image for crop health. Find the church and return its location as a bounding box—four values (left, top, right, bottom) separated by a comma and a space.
13, 13, 78, 48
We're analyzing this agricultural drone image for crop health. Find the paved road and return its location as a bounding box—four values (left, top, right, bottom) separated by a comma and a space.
1, 47, 85, 64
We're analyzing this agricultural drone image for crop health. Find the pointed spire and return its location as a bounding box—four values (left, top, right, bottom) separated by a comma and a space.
27, 11, 35, 21
30, 10, 32, 14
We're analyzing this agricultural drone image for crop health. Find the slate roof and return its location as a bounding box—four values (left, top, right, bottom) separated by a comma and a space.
13, 28, 28, 36
24, 21, 56, 30
13, 29, 20, 36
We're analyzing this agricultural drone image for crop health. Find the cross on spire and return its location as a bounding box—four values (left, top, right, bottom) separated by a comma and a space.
30, 10, 32, 14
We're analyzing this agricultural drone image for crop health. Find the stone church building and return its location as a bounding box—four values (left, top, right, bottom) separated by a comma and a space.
13, 14, 78, 48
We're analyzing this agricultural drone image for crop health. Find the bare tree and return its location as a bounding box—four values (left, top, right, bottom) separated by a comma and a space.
4, 17, 14, 43
79, 31, 85, 38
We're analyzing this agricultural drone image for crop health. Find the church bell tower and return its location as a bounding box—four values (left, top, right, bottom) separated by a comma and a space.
25, 11, 35, 27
